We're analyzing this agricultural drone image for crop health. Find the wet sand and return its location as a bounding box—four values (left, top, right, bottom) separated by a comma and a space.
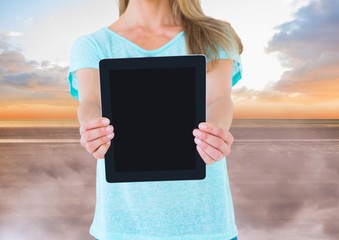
0, 120, 338, 239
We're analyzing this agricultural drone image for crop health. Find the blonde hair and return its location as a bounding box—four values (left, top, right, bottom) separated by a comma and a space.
118, 0, 243, 65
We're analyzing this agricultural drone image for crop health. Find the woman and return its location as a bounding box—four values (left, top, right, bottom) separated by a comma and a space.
67, 0, 243, 239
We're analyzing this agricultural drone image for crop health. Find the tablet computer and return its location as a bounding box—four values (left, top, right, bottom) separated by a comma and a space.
99, 55, 206, 183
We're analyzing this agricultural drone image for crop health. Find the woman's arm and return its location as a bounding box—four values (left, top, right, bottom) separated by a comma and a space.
76, 69, 102, 123
192, 59, 235, 165
76, 69, 114, 159
206, 59, 234, 131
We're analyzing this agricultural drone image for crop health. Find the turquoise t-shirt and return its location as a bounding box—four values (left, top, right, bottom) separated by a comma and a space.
67, 27, 242, 240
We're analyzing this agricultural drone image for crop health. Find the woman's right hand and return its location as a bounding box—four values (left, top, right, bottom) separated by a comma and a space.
79, 117, 114, 159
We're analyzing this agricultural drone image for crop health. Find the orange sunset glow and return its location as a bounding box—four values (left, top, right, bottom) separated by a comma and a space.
0, 0, 338, 120
0, 102, 78, 119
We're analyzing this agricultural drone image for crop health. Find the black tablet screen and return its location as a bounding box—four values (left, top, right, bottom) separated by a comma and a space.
109, 67, 196, 172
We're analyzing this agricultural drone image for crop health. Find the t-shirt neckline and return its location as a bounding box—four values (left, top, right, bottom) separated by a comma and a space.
103, 27, 184, 55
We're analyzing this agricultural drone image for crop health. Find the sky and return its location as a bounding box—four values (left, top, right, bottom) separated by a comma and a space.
0, 0, 338, 119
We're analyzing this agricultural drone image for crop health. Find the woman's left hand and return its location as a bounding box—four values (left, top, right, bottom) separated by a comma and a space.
192, 122, 234, 165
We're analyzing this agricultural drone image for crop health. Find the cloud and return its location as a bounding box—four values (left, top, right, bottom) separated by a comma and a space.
2, 62, 68, 91
267, 0, 339, 66
231, 0, 339, 118
0, 31, 23, 51
0, 32, 11, 51
265, 0, 339, 102
0, 35, 73, 107
231, 86, 339, 119
4, 31, 23, 37
0, 51, 34, 74
0, 32, 77, 118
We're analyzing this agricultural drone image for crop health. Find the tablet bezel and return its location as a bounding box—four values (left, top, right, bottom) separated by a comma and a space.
99, 55, 206, 183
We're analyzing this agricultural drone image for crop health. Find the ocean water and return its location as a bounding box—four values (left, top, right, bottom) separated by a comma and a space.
1, 118, 339, 128
0, 119, 339, 239
0, 119, 79, 128
231, 118, 339, 127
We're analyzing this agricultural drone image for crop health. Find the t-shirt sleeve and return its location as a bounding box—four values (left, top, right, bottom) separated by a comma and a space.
207, 47, 242, 87
67, 35, 100, 100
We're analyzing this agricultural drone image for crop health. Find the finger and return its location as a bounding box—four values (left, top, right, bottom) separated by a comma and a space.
93, 141, 111, 159
85, 133, 114, 154
82, 125, 113, 143
80, 137, 86, 147
80, 117, 111, 134
194, 137, 224, 161
196, 145, 215, 165
198, 122, 233, 144
223, 131, 234, 145
193, 129, 228, 155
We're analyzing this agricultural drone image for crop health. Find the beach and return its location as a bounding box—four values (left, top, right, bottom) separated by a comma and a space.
0, 119, 338, 239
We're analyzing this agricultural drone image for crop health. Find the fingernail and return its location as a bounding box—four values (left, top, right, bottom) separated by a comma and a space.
107, 133, 114, 139
194, 138, 202, 144
106, 125, 113, 132
102, 118, 109, 125
200, 123, 207, 130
